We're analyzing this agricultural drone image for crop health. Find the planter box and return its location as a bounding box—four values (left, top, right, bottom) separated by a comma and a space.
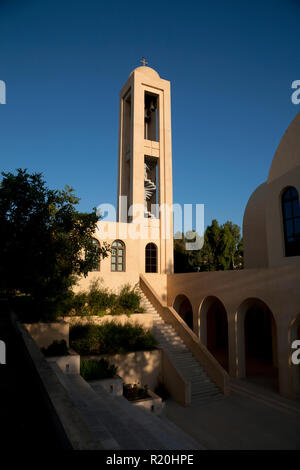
84, 350, 162, 391
127, 388, 164, 415
46, 349, 80, 375
89, 375, 124, 396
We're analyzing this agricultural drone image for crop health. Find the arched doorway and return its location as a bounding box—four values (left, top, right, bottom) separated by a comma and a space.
173, 295, 193, 331
238, 298, 278, 390
199, 296, 229, 371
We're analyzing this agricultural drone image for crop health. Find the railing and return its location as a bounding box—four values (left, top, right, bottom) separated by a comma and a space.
140, 274, 230, 396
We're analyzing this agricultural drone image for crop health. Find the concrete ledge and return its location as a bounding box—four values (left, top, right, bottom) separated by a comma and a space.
162, 350, 191, 406
46, 349, 80, 375
89, 376, 124, 396
11, 313, 100, 449
129, 389, 164, 415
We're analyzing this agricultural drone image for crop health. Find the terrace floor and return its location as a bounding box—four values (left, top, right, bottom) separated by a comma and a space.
164, 379, 300, 450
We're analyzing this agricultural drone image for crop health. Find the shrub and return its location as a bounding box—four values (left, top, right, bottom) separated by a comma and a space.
80, 358, 117, 381
70, 292, 89, 316
70, 321, 157, 355
69, 323, 100, 354
41, 340, 69, 357
87, 281, 116, 315
123, 383, 149, 401
117, 284, 141, 312
66, 282, 144, 317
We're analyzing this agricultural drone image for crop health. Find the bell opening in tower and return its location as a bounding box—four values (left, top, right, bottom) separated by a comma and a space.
120, 90, 132, 222
144, 156, 159, 218
123, 92, 131, 156
144, 92, 159, 141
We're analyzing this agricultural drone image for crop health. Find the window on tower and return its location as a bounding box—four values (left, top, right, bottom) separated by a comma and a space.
144, 92, 159, 141
121, 90, 132, 222
123, 92, 131, 156
144, 156, 159, 218
282, 186, 300, 257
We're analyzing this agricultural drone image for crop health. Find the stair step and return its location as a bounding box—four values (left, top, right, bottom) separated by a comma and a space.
158, 330, 179, 336
165, 351, 192, 357
172, 358, 196, 364
173, 360, 198, 366
158, 338, 185, 345
157, 340, 183, 345
187, 372, 209, 379
159, 342, 186, 348
190, 383, 213, 389
186, 376, 211, 383
192, 390, 222, 397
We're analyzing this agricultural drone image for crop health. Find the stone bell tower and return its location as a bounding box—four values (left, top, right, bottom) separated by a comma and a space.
117, 62, 174, 274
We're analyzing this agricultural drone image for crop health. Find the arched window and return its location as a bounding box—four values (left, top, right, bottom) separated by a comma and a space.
145, 243, 157, 273
89, 238, 101, 272
111, 240, 125, 272
282, 186, 300, 257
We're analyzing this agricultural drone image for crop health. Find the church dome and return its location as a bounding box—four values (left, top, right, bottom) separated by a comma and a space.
243, 182, 268, 268
268, 111, 300, 183
129, 66, 160, 80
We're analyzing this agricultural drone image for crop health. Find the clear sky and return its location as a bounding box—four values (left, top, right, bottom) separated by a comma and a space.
0, 0, 299, 231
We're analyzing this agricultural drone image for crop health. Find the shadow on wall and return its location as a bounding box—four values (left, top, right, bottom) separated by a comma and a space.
86, 350, 162, 391
173, 295, 193, 331
199, 296, 229, 372
236, 297, 279, 392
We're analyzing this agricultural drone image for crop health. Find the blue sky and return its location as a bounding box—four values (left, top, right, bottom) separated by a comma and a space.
0, 0, 299, 231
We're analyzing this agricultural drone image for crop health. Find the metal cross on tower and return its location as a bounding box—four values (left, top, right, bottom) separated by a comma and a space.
140, 57, 148, 66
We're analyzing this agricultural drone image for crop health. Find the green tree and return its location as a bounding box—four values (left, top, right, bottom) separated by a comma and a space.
0, 169, 110, 319
174, 220, 243, 273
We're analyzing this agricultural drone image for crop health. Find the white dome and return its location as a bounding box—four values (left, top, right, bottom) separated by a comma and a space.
129, 66, 160, 80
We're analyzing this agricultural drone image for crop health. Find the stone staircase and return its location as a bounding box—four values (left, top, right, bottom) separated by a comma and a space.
138, 288, 224, 405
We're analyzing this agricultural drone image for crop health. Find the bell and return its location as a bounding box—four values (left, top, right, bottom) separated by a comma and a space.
149, 101, 156, 112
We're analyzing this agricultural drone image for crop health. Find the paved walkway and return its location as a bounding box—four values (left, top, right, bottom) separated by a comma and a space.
51, 362, 202, 450
164, 385, 300, 450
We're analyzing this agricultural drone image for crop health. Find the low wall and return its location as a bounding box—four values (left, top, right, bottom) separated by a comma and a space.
46, 349, 80, 375
64, 313, 153, 330
11, 313, 99, 449
162, 350, 191, 406
24, 321, 69, 348
84, 349, 162, 391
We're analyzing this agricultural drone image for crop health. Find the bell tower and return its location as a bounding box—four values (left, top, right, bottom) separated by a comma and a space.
117, 63, 174, 274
